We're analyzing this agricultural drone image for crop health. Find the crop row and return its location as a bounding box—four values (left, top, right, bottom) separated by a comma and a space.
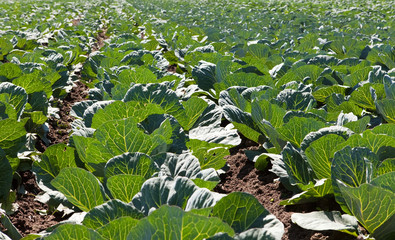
0, 0, 394, 239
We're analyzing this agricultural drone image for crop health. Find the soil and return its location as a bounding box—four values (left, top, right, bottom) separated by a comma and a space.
214, 141, 362, 240
71, 18, 80, 26
35, 81, 89, 152
92, 28, 109, 52
7, 172, 70, 236
47, 81, 89, 146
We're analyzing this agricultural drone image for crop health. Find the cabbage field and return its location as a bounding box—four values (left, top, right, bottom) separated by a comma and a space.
0, 0, 394, 239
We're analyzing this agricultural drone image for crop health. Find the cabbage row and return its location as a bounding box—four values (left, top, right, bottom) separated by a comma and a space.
0, 0, 394, 239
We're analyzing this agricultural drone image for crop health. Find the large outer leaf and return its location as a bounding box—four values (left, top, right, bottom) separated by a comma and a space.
251, 99, 285, 129
13, 71, 52, 95
131, 176, 198, 215
104, 152, 157, 179
362, 130, 395, 156
305, 134, 345, 179
232, 122, 263, 144
95, 117, 165, 157
123, 83, 183, 119
343, 67, 371, 87
178, 97, 208, 131
312, 85, 348, 102
291, 211, 358, 232
186, 139, 230, 170
326, 93, 363, 117
331, 146, 378, 187
185, 188, 226, 211
82, 199, 143, 229
70, 120, 95, 140
192, 60, 217, 91
33, 144, 76, 189
300, 126, 353, 151
51, 168, 106, 212
371, 172, 395, 192
159, 153, 201, 178
276, 65, 322, 87
212, 192, 284, 240
0, 63, 22, 80
383, 75, 395, 100
222, 105, 263, 143
107, 175, 145, 203
158, 152, 219, 181
44, 224, 104, 240
0, 101, 17, 120
343, 115, 370, 134
376, 99, 395, 123
331, 147, 378, 213
251, 100, 286, 151
189, 124, 241, 146
372, 123, 395, 138
193, 101, 222, 128
332, 130, 395, 161
281, 143, 315, 187
0, 148, 12, 202
275, 89, 316, 111
127, 205, 234, 240
350, 83, 383, 110
219, 88, 251, 112
138, 114, 186, 153
223, 105, 256, 129
281, 179, 333, 205
0, 118, 27, 157
118, 67, 159, 86
96, 217, 138, 240
338, 178, 395, 240
71, 100, 97, 119
278, 117, 325, 148
91, 101, 164, 129
376, 158, 395, 176
83, 100, 115, 128
72, 136, 113, 177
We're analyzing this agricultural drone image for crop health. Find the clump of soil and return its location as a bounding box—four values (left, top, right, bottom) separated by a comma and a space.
46, 81, 89, 147
214, 144, 359, 240
8, 172, 70, 237
92, 29, 109, 51
71, 18, 80, 26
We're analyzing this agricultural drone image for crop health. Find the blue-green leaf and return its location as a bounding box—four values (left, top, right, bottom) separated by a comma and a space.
82, 199, 143, 229
212, 192, 284, 239
127, 205, 234, 240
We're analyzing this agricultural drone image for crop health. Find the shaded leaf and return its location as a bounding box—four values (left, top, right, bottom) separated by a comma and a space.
127, 205, 234, 240
82, 199, 143, 229
212, 192, 284, 239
